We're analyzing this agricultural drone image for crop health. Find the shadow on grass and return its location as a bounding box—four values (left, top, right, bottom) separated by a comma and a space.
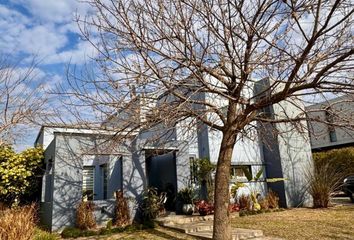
145, 228, 192, 240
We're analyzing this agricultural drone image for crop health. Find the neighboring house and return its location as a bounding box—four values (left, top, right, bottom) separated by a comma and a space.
36, 80, 313, 232
306, 95, 354, 151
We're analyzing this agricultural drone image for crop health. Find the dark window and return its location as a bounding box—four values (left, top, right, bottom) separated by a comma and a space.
325, 107, 337, 142
101, 164, 108, 200
189, 156, 198, 184
329, 130, 337, 142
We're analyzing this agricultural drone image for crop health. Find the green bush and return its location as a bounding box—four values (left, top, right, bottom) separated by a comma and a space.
0, 146, 44, 204
191, 158, 215, 202
177, 187, 194, 204
61, 227, 83, 238
61, 224, 142, 238
238, 208, 285, 217
106, 219, 113, 230
313, 147, 354, 178
34, 228, 59, 240
139, 187, 160, 221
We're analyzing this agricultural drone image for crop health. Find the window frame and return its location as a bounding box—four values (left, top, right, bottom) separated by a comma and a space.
82, 166, 95, 201
230, 165, 252, 182
189, 155, 198, 185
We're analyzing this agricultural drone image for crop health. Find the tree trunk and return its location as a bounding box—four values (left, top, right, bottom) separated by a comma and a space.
213, 129, 237, 240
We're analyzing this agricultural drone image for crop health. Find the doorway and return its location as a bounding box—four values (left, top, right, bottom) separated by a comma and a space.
145, 150, 177, 211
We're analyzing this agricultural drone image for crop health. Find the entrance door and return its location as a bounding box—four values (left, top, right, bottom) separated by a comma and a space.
146, 150, 177, 211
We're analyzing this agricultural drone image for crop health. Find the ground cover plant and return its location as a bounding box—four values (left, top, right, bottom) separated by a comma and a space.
232, 205, 354, 240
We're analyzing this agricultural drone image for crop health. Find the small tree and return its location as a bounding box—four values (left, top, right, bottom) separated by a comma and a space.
193, 158, 215, 202
0, 145, 44, 205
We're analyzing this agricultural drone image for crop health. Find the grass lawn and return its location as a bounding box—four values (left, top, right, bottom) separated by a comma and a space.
59, 226, 198, 240
232, 205, 354, 240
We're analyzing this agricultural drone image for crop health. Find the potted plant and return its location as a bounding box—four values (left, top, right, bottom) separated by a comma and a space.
195, 200, 214, 216
177, 188, 194, 215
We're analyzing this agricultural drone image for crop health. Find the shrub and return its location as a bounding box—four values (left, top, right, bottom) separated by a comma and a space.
258, 198, 269, 210
0, 146, 44, 205
139, 187, 160, 221
230, 182, 245, 199
114, 190, 130, 226
191, 158, 215, 202
238, 194, 251, 210
0, 204, 37, 240
313, 147, 354, 179
177, 187, 194, 204
307, 164, 343, 208
106, 219, 113, 230
266, 189, 279, 209
61, 227, 83, 238
34, 228, 59, 240
62, 224, 143, 238
76, 201, 96, 230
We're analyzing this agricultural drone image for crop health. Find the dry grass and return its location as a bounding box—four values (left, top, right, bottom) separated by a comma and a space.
76, 201, 96, 230
0, 204, 37, 240
72, 226, 198, 240
232, 205, 354, 240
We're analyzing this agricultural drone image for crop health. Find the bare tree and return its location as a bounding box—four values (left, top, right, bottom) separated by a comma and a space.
60, 1, 354, 239
0, 56, 47, 146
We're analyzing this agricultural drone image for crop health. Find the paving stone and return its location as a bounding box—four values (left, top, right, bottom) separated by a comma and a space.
156, 214, 280, 240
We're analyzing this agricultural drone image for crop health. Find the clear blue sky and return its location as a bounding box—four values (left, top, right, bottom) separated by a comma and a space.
0, 0, 96, 150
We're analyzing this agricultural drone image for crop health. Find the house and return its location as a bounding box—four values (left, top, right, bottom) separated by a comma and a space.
36, 81, 313, 232
306, 95, 354, 152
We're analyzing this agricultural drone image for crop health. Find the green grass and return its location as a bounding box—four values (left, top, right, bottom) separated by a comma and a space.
33, 228, 60, 240
232, 205, 354, 240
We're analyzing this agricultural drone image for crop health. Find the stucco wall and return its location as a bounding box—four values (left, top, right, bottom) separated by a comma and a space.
274, 100, 313, 207
50, 133, 133, 231
306, 99, 354, 150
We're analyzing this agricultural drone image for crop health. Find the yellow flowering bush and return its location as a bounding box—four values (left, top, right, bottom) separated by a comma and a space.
0, 146, 44, 204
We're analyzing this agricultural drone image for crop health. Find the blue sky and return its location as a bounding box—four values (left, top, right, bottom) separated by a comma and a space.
0, 0, 97, 150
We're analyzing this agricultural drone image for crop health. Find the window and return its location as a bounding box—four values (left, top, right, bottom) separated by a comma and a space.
329, 130, 337, 142
82, 164, 109, 200
259, 96, 272, 118
101, 164, 108, 200
230, 165, 252, 181
325, 107, 337, 142
189, 156, 198, 184
83, 166, 95, 200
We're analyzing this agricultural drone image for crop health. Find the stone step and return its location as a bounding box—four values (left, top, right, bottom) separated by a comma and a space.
163, 221, 214, 233
156, 214, 214, 226
161, 219, 264, 239
156, 212, 239, 226
156, 213, 274, 240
